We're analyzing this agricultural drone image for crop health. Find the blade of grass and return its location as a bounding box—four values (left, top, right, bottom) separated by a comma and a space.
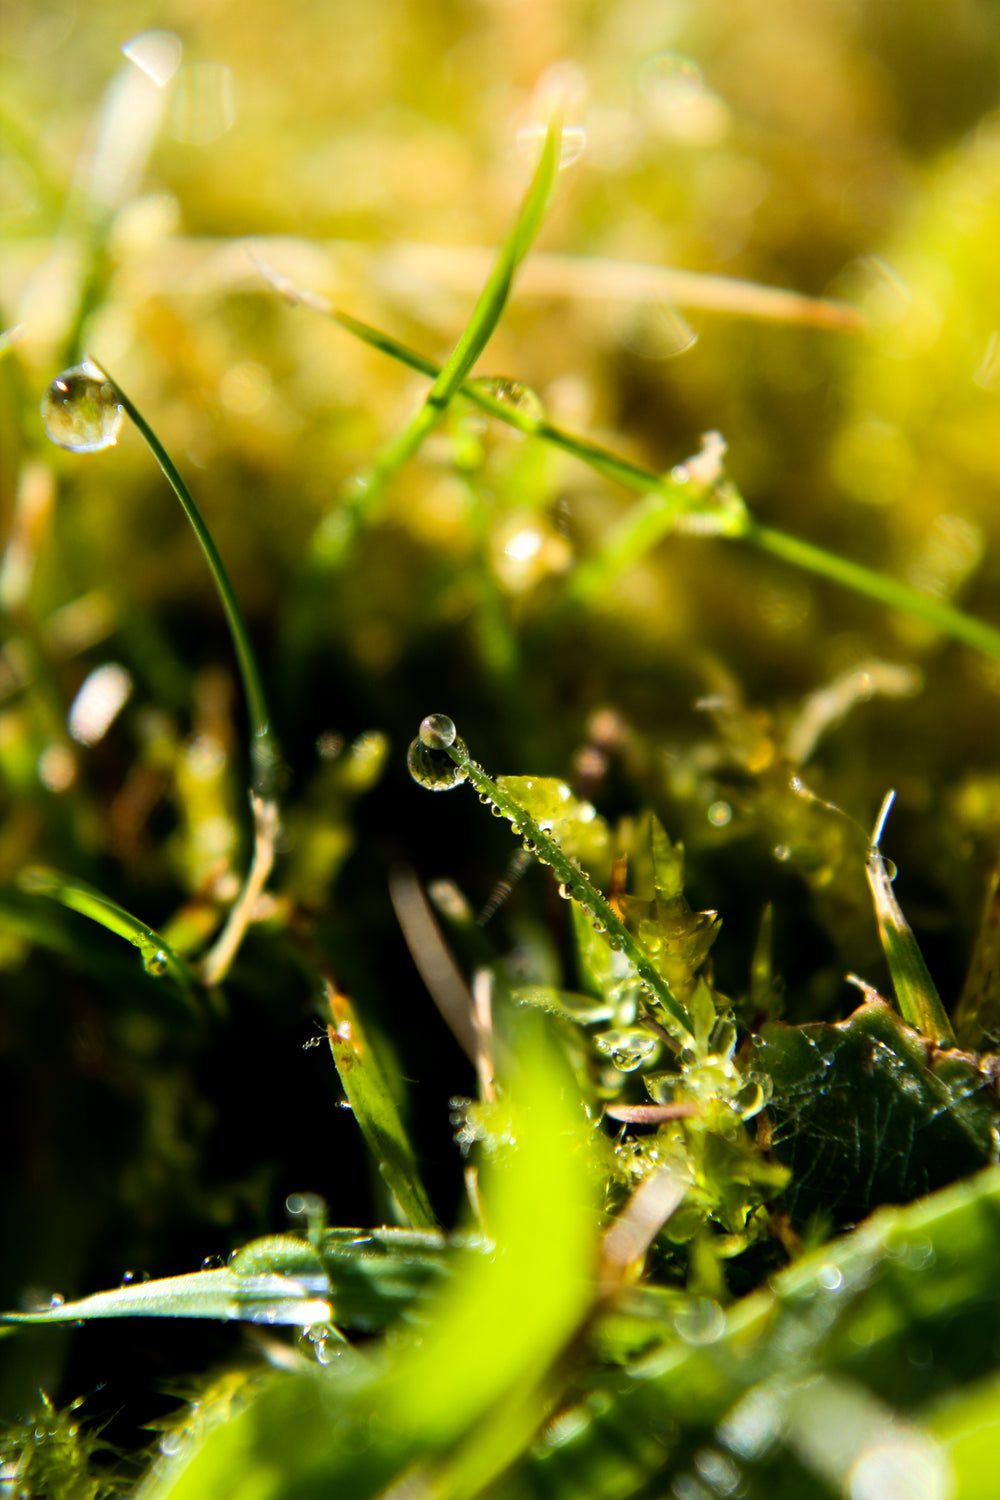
18, 865, 198, 1008
303, 115, 562, 583
322, 980, 437, 1229
296, 301, 1000, 663
1, 1267, 331, 1327
93, 364, 281, 984
91, 363, 279, 798
865, 791, 955, 1047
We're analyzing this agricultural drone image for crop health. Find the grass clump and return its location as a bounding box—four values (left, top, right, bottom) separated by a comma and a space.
5, 7, 1000, 1498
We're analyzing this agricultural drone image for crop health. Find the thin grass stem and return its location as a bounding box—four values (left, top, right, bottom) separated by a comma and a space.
93, 363, 279, 795
321, 312, 1000, 663
414, 722, 694, 1042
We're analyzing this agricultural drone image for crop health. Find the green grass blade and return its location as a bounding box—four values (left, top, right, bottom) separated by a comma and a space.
140, 1016, 597, 1500
19, 865, 198, 1007
307, 116, 562, 574
865, 792, 955, 1046
746, 519, 1000, 663
321, 311, 1000, 663
323, 983, 437, 1229
93, 364, 279, 796
0, 1268, 331, 1327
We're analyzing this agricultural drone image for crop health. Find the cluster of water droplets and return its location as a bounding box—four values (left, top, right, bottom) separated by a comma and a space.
647, 1013, 772, 1131
406, 713, 468, 792
40, 361, 124, 454
595, 1027, 661, 1073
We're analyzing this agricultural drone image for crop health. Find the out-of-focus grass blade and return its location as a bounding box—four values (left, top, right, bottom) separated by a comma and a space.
18, 864, 199, 1009
323, 982, 437, 1230
497, 1163, 1000, 1500
954, 863, 1000, 1050
865, 792, 955, 1047
307, 114, 562, 572
141, 1015, 598, 1500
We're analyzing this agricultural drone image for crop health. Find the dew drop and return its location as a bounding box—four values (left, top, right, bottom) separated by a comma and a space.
707, 800, 732, 827
418, 713, 457, 750
468, 376, 546, 425
119, 1269, 149, 1286
515, 123, 587, 170
596, 1028, 660, 1072
732, 1075, 771, 1121
407, 737, 467, 792
143, 948, 169, 977
41, 361, 124, 453
673, 1296, 726, 1346
773, 844, 792, 862
816, 1262, 844, 1292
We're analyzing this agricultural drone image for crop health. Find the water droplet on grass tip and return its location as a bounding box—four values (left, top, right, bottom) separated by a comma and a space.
143, 949, 169, 977
41, 362, 124, 453
515, 124, 587, 169
419, 713, 457, 750
407, 737, 466, 791
468, 377, 545, 425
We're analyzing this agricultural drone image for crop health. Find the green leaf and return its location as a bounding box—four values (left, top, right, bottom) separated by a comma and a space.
496, 1164, 1000, 1500
323, 984, 437, 1229
751, 999, 996, 1228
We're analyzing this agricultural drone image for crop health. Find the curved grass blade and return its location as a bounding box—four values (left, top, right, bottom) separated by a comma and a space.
18, 865, 198, 1009
322, 981, 437, 1230
91, 363, 279, 799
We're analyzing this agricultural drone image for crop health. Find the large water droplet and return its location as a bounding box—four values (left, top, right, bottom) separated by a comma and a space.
673, 1296, 726, 1345
418, 713, 457, 750
143, 948, 169, 978
407, 737, 467, 792
468, 377, 545, 425
596, 1028, 660, 1072
41, 361, 123, 453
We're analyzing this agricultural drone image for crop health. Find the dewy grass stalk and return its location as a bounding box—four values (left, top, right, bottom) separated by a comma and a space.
407, 714, 695, 1042
99, 369, 283, 985
18, 866, 197, 1006
93, 365, 279, 799
41, 360, 281, 984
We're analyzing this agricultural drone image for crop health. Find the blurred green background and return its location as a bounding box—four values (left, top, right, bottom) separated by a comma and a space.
3, 0, 1000, 1456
